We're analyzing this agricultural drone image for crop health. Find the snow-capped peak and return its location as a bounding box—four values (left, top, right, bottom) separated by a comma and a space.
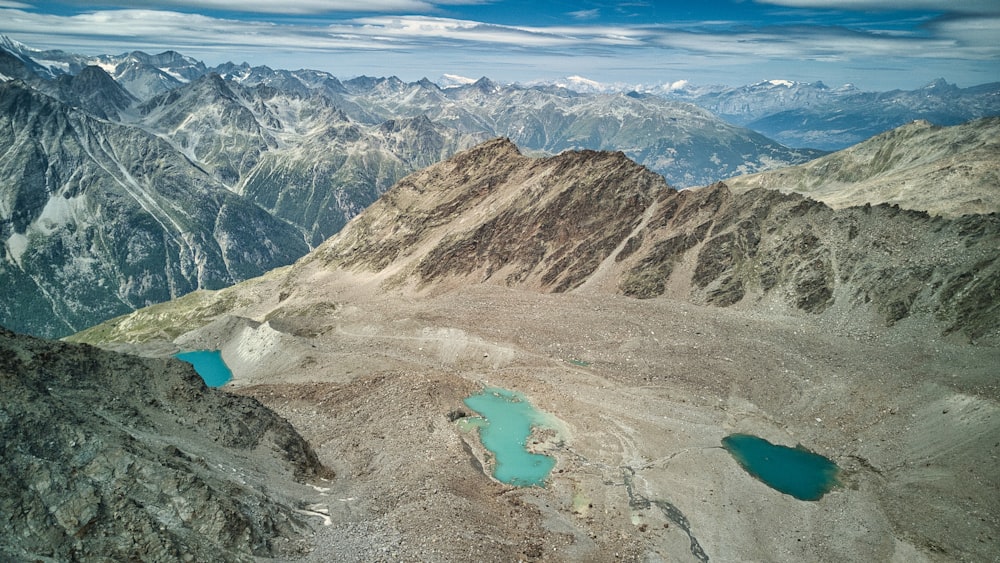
438, 73, 476, 88
565, 75, 603, 89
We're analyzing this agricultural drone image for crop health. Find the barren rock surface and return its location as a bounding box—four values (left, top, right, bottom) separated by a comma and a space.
69, 140, 999, 561
107, 280, 999, 562
0, 327, 331, 562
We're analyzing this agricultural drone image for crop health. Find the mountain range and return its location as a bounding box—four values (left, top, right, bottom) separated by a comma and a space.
667, 78, 1000, 150
520, 75, 1000, 151
66, 138, 1000, 561
1, 34, 997, 344
0, 39, 483, 337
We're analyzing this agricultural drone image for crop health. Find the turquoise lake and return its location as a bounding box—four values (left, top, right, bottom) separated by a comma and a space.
722, 433, 840, 501
174, 350, 233, 387
463, 387, 557, 487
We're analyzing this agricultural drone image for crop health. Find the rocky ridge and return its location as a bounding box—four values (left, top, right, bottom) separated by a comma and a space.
300, 138, 999, 342
725, 117, 1000, 217
0, 80, 311, 338
0, 325, 331, 561
0, 51, 483, 337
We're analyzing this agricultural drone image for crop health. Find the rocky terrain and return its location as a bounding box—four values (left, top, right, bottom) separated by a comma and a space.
0, 325, 332, 561
72, 139, 1000, 561
725, 117, 1000, 217
8, 36, 999, 341
0, 80, 310, 338
0, 42, 483, 337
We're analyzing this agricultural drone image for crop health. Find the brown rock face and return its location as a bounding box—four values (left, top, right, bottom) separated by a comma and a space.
309, 139, 999, 342
0, 326, 330, 561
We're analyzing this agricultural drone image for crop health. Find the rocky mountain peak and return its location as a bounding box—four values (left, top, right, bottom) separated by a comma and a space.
52, 64, 137, 119
310, 138, 667, 293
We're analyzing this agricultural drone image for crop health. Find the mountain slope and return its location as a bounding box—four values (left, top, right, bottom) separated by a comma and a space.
297, 138, 998, 341
0, 81, 309, 337
0, 53, 482, 336
724, 117, 1000, 217
0, 326, 329, 561
136, 75, 486, 245
80, 138, 999, 346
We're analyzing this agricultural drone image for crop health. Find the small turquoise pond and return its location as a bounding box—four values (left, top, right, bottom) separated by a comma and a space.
174, 350, 233, 387
463, 387, 557, 487
722, 433, 840, 501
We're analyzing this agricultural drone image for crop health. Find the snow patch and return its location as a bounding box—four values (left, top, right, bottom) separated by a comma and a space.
37, 194, 85, 233
767, 79, 794, 87
565, 75, 603, 89
233, 321, 285, 366
439, 73, 476, 87
158, 67, 190, 83
33, 59, 71, 73
95, 62, 119, 75
6, 233, 28, 266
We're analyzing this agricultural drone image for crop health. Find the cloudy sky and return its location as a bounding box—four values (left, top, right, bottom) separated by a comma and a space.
2, 0, 998, 90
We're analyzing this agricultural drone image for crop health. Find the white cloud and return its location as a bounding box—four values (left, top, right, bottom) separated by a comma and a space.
569, 9, 600, 20
756, 0, 1000, 15
0, 4, 994, 89
51, 0, 490, 15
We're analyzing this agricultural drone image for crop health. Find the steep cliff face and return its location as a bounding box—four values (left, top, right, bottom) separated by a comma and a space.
0, 326, 329, 561
0, 81, 309, 337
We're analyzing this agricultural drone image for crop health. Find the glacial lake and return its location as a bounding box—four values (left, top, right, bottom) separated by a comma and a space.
174, 350, 233, 387
722, 433, 840, 501
463, 387, 557, 487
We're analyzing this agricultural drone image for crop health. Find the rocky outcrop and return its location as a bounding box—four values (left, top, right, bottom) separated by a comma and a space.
0, 326, 329, 561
